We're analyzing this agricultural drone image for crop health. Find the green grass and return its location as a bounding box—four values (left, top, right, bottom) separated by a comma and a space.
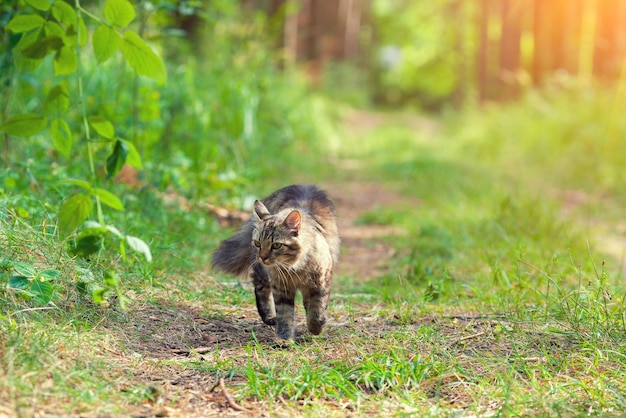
4, 81, 626, 416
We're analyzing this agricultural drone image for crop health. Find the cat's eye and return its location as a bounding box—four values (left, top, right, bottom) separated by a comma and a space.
271, 242, 283, 249
253, 240, 261, 248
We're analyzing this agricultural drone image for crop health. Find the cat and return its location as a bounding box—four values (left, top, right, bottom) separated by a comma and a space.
211, 185, 340, 343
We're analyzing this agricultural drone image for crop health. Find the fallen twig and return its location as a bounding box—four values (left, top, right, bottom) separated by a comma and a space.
445, 313, 510, 321
449, 331, 486, 346
171, 346, 213, 355
219, 377, 247, 412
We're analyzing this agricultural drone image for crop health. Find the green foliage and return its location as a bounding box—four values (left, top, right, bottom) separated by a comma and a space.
5, 261, 59, 305
119, 30, 167, 83
370, 0, 460, 107
346, 350, 433, 392
0, 0, 171, 307
448, 79, 626, 196
103, 0, 135, 27
58, 192, 93, 238
2, 0, 333, 313
0, 113, 47, 136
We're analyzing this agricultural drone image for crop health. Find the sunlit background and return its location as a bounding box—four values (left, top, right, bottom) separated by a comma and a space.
4, 1, 626, 416
162, 0, 626, 108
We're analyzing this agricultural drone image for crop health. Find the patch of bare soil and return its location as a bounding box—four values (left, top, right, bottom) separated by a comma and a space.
102, 298, 407, 417
103, 302, 271, 417
327, 181, 419, 281
101, 299, 576, 416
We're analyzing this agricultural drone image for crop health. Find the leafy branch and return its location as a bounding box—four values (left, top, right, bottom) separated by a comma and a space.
0, 0, 165, 304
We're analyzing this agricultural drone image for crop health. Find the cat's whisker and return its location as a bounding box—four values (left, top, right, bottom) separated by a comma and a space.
276, 265, 292, 291
279, 261, 297, 288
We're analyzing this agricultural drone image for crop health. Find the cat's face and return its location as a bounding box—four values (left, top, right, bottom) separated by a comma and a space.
251, 201, 301, 267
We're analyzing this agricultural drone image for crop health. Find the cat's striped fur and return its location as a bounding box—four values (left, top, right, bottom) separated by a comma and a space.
211, 185, 340, 342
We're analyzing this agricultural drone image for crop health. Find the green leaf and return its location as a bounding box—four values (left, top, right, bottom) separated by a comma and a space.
54, 45, 77, 75
83, 220, 103, 229
5, 14, 46, 33
106, 140, 128, 179
76, 266, 95, 280
126, 235, 152, 262
93, 24, 120, 63
26, 0, 51, 10
122, 140, 143, 169
77, 16, 88, 46
38, 269, 61, 281
93, 188, 124, 211
92, 287, 107, 304
0, 259, 12, 271
30, 280, 54, 304
51, 0, 76, 25
104, 0, 136, 27
63, 16, 88, 47
76, 225, 107, 240
69, 234, 104, 257
58, 193, 93, 238
50, 118, 72, 156
21, 35, 64, 59
44, 83, 70, 114
62, 179, 93, 191
0, 114, 47, 137
106, 224, 123, 238
13, 31, 44, 72
103, 270, 118, 287
16, 207, 30, 218
14, 262, 36, 277
119, 240, 127, 261
120, 30, 167, 84
44, 21, 64, 36
9, 276, 31, 290
88, 115, 115, 139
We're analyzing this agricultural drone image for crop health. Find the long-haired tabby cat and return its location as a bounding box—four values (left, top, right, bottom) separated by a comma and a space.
211, 185, 340, 343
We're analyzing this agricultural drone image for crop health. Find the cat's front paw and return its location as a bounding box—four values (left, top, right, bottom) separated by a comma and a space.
262, 316, 276, 326
274, 337, 295, 348
307, 315, 326, 335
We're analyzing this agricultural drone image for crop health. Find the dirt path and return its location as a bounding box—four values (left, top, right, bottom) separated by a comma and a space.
327, 181, 410, 281
324, 109, 427, 281
99, 111, 427, 417
101, 180, 417, 417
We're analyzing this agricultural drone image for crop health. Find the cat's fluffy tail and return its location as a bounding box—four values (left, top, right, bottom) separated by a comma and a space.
211, 222, 255, 276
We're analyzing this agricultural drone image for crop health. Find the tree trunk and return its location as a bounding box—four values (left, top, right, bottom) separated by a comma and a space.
594, 0, 622, 79
477, 0, 491, 101
449, 0, 465, 106
499, 0, 522, 99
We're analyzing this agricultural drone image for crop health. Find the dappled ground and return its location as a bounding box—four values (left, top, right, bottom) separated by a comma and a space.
85, 112, 543, 417
12, 110, 624, 417
87, 113, 579, 417
101, 288, 581, 417
98, 178, 421, 417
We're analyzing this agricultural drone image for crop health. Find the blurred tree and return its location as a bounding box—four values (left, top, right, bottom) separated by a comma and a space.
136, 0, 626, 107
499, 0, 522, 99
476, 0, 492, 102
594, 0, 625, 79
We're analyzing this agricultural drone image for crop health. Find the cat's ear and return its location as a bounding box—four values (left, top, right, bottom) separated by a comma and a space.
284, 210, 301, 236
254, 200, 270, 220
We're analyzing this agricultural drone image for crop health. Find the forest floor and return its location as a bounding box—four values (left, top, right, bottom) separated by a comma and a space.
89, 117, 431, 417
5, 108, 626, 417
95, 178, 422, 417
